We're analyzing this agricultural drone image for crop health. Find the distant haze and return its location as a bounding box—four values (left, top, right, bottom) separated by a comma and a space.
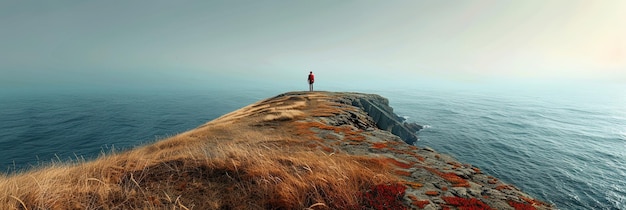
1, 1, 625, 91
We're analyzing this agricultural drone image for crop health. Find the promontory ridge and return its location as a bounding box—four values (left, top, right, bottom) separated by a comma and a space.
0, 91, 554, 209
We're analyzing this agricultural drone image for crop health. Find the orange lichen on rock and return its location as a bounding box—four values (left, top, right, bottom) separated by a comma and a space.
520, 196, 548, 207
413, 200, 430, 209
447, 162, 463, 169
453, 182, 471, 188
508, 200, 537, 210
386, 141, 402, 146
425, 191, 440, 196
346, 134, 366, 142
424, 167, 470, 188
403, 181, 423, 189
394, 149, 426, 162
382, 158, 414, 169
408, 195, 431, 209
371, 142, 388, 149
413, 154, 426, 162
496, 185, 512, 191
442, 196, 492, 210
323, 134, 339, 141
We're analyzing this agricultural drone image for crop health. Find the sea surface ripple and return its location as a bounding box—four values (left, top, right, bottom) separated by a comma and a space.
376, 88, 626, 210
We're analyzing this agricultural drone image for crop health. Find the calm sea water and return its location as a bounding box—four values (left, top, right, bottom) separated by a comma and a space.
1, 84, 625, 209
372, 85, 626, 210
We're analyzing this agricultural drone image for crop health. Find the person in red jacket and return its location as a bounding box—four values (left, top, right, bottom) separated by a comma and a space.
307, 71, 315, 91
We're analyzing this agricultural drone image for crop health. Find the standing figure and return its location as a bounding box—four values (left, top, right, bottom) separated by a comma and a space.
307, 71, 315, 91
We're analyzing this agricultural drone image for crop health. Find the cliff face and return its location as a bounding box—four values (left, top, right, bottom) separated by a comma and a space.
0, 91, 553, 209
345, 93, 422, 144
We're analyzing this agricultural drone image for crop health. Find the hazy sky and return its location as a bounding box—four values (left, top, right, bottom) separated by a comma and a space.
1, 1, 625, 90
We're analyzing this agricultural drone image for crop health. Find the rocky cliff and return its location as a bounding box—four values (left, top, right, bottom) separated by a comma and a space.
0, 91, 554, 209
346, 93, 422, 144
209, 91, 553, 209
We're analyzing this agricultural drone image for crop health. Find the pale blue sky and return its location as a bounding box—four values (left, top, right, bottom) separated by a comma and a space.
1, 1, 625, 91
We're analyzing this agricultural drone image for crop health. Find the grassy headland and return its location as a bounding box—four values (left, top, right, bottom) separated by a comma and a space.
0, 92, 553, 209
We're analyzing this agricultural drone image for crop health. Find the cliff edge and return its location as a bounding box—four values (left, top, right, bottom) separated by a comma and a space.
275, 92, 422, 144
0, 91, 553, 209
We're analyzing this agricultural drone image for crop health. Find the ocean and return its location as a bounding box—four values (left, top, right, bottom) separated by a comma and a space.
1, 83, 625, 209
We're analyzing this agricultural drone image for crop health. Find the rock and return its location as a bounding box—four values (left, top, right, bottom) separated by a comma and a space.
482, 189, 506, 200
424, 204, 439, 210
467, 188, 481, 197
343, 95, 421, 144
451, 187, 470, 198
431, 197, 445, 204
404, 122, 424, 132
453, 168, 476, 179
433, 181, 447, 189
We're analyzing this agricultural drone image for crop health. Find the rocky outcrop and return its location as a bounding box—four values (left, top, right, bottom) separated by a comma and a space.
255, 91, 553, 209
335, 93, 422, 144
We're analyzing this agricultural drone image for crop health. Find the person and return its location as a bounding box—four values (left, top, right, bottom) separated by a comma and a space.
307, 71, 315, 91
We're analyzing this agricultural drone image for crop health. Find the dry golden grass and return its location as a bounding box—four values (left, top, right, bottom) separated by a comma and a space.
0, 135, 397, 209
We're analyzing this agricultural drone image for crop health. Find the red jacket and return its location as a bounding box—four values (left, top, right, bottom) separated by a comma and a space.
308, 74, 315, 83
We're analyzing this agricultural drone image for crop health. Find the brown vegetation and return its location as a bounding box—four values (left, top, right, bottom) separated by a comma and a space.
0, 140, 398, 209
